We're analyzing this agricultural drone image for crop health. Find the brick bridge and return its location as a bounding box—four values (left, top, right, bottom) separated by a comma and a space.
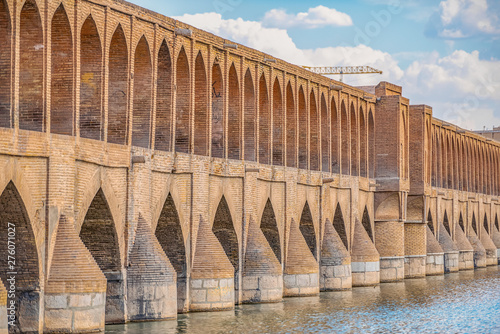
0, 0, 499, 332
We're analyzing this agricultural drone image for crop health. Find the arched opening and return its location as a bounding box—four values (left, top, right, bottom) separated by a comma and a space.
228, 64, 240, 160
441, 135, 446, 188
155, 193, 187, 311
80, 189, 122, 323
309, 91, 319, 171
80, 15, 102, 140
443, 211, 451, 235
360, 108, 367, 177
212, 62, 224, 158
213, 197, 239, 289
51, 4, 73, 135
272, 78, 284, 166
321, 94, 329, 172
286, 82, 296, 168
362, 207, 373, 242
484, 214, 489, 234
341, 101, 349, 174
108, 25, 128, 145
428, 210, 434, 234
350, 103, 358, 176
298, 87, 307, 169
368, 110, 375, 178
472, 213, 477, 235
19, 0, 44, 132
333, 203, 348, 250
447, 137, 453, 188
299, 202, 316, 259
459, 213, 465, 232
175, 47, 190, 153
132, 36, 152, 148
193, 52, 208, 156
260, 199, 281, 263
0, 0, 11, 127
244, 69, 256, 161
495, 215, 499, 231
259, 74, 270, 164
155, 40, 172, 151
0, 182, 41, 332
433, 133, 438, 187
331, 97, 339, 173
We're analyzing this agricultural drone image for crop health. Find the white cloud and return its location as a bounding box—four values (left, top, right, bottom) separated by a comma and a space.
262, 6, 353, 29
174, 12, 500, 130
426, 0, 500, 38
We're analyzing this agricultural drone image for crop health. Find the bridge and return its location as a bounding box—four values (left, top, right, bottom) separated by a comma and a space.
0, 0, 499, 332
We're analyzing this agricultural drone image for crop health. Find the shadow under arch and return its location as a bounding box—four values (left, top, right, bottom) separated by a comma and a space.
299, 201, 317, 259
260, 199, 281, 263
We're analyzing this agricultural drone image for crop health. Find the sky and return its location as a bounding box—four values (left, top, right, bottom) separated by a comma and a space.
128, 0, 500, 131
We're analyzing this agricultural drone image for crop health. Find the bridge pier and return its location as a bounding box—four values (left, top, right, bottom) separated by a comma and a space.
455, 226, 475, 270
375, 221, 405, 282
351, 220, 380, 286
493, 227, 500, 264
479, 226, 498, 266
426, 225, 445, 275
404, 223, 427, 278
468, 230, 487, 268
438, 223, 459, 273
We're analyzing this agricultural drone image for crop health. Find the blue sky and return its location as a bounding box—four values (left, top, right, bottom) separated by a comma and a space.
128, 0, 500, 130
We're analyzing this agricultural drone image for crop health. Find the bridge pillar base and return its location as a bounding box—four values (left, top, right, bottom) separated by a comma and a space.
351, 261, 380, 286
497, 249, 500, 265
426, 253, 444, 275
404, 255, 426, 278
458, 251, 474, 270
283, 273, 319, 297
241, 275, 283, 303
320, 264, 352, 291
379, 257, 405, 282
177, 277, 189, 313
468, 233, 487, 268
44, 292, 105, 333
104, 271, 126, 324
189, 278, 234, 311
127, 281, 177, 321
443, 252, 459, 273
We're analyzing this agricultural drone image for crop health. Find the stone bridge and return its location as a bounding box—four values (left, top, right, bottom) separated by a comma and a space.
0, 0, 498, 332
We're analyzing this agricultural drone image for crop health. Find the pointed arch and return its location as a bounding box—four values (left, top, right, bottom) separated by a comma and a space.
0, 0, 11, 127
361, 207, 373, 242
80, 15, 103, 140
310, 90, 319, 171
213, 196, 239, 274
472, 212, 477, 235
108, 24, 128, 145
298, 86, 307, 169
228, 63, 240, 159
331, 96, 339, 173
0, 182, 41, 331
260, 199, 281, 263
155, 193, 187, 311
447, 136, 453, 188
175, 47, 190, 153
286, 82, 296, 167
368, 109, 375, 178
193, 52, 208, 156
333, 203, 348, 250
212, 61, 224, 158
350, 103, 358, 176
495, 215, 499, 231
19, 0, 44, 132
459, 212, 465, 232
321, 93, 329, 172
244, 69, 256, 161
443, 211, 451, 235
155, 40, 172, 151
299, 202, 316, 259
51, 4, 73, 135
483, 213, 489, 234
272, 78, 284, 166
428, 210, 434, 234
341, 101, 349, 174
259, 74, 270, 164
132, 36, 152, 148
359, 107, 367, 177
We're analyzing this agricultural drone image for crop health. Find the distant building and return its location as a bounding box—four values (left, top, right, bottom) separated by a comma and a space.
474, 126, 500, 142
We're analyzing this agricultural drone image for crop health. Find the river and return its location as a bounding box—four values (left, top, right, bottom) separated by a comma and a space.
106, 266, 500, 333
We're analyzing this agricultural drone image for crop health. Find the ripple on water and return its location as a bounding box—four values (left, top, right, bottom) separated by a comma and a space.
106, 266, 500, 334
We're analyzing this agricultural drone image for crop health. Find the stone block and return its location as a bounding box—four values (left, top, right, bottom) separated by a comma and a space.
351, 262, 365, 273
190, 289, 207, 303
203, 279, 219, 289
191, 279, 203, 289
242, 276, 258, 290
73, 307, 105, 332
260, 276, 279, 290
69, 294, 92, 308
297, 274, 311, 288
366, 261, 380, 272
283, 274, 296, 287
45, 295, 68, 309
44, 309, 73, 332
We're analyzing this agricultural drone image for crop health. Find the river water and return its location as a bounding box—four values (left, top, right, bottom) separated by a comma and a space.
107, 266, 500, 334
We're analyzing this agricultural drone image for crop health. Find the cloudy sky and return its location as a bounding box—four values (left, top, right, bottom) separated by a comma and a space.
129, 0, 500, 131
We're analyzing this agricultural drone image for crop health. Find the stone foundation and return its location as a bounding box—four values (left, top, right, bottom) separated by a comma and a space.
497, 249, 500, 264
0, 304, 5, 334
485, 249, 497, 266
44, 292, 105, 333
241, 275, 283, 303
352, 261, 380, 286
458, 251, 474, 270
283, 273, 319, 297
177, 277, 188, 313
127, 280, 177, 321
320, 264, 352, 291
404, 255, 426, 278
379, 257, 405, 282
426, 253, 444, 276
104, 271, 126, 324
443, 251, 459, 273
189, 278, 234, 311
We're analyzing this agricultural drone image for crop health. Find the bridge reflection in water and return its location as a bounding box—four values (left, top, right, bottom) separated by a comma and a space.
107, 266, 500, 334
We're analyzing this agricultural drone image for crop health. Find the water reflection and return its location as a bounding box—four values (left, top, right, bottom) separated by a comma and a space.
106, 266, 500, 333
